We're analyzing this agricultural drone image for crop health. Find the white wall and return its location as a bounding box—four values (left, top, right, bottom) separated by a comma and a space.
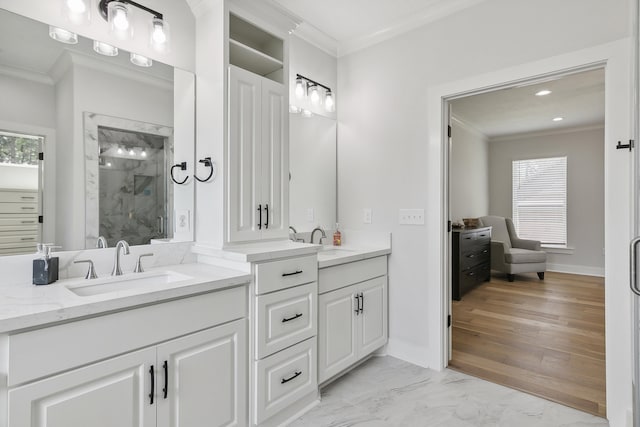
0, 0, 195, 71
489, 127, 605, 275
449, 117, 489, 221
0, 74, 55, 129
337, 1, 631, 425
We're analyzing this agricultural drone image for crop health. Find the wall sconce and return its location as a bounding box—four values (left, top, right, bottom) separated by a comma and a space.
293, 74, 335, 113
97, 0, 170, 52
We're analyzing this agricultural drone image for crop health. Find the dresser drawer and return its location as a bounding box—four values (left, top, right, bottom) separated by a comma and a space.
459, 264, 490, 296
255, 282, 317, 359
255, 255, 317, 295
0, 202, 38, 214
254, 338, 317, 424
0, 191, 38, 203
0, 217, 39, 228
0, 234, 38, 244
460, 246, 490, 270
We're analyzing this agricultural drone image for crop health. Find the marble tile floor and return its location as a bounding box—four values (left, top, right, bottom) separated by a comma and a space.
290, 356, 608, 427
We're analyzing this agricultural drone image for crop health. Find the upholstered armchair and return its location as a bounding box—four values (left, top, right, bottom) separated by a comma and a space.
479, 215, 547, 282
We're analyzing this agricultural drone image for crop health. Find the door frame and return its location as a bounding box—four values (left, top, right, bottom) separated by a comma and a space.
427, 39, 633, 425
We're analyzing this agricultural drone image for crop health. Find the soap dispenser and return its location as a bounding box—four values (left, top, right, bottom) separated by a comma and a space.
33, 243, 59, 285
333, 223, 342, 246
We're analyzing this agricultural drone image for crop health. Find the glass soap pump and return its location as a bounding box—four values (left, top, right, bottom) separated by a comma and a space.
33, 243, 60, 285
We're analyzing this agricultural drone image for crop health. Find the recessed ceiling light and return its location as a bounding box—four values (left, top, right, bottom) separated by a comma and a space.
552, 117, 564, 122
536, 89, 552, 96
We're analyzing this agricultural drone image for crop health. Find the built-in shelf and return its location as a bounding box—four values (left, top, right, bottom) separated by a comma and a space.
229, 13, 284, 84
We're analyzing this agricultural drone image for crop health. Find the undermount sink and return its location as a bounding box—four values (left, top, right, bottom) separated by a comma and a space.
66, 271, 193, 297
318, 247, 357, 257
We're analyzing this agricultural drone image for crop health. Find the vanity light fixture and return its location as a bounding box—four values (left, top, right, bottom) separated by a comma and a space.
64, 0, 90, 24
294, 74, 336, 112
129, 148, 136, 156
93, 40, 119, 56
48, 26, 78, 44
98, 0, 170, 52
130, 52, 153, 67
535, 89, 552, 96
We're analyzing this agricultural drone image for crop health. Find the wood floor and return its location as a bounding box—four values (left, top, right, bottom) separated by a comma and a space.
449, 271, 606, 417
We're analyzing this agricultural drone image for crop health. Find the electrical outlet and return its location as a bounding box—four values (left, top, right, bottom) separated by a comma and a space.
363, 208, 372, 224
176, 210, 190, 233
306, 208, 314, 222
399, 209, 425, 225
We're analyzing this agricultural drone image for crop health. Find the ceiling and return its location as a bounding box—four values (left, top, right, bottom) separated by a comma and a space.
450, 68, 605, 139
271, 0, 486, 56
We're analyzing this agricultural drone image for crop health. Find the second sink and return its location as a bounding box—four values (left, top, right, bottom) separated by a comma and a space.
66, 271, 192, 297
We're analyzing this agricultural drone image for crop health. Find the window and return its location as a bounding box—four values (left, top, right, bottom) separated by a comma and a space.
0, 131, 42, 166
512, 156, 567, 246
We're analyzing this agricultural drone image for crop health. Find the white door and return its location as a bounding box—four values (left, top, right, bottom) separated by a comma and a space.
318, 285, 358, 383
260, 78, 289, 240
228, 65, 262, 243
9, 347, 156, 427
157, 319, 247, 427
358, 276, 388, 357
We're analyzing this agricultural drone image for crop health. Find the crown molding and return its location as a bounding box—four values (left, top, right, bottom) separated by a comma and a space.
451, 115, 488, 140
292, 22, 338, 57
0, 64, 53, 85
489, 123, 605, 142
337, 0, 486, 57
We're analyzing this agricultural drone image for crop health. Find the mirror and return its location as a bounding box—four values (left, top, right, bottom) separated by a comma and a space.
289, 112, 337, 233
0, 8, 195, 255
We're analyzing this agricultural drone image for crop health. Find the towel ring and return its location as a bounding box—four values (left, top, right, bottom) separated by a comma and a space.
170, 162, 188, 185
194, 157, 216, 183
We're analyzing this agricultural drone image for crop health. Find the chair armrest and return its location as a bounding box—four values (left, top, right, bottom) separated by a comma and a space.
490, 240, 507, 258
511, 238, 541, 251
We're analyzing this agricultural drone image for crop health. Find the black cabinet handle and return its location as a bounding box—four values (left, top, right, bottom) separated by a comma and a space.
264, 204, 269, 229
482, 249, 488, 254
162, 360, 168, 399
149, 365, 155, 405
282, 270, 303, 277
281, 371, 302, 384
359, 292, 364, 313
468, 272, 475, 277
282, 313, 303, 323
468, 254, 475, 258
354, 294, 360, 315
257, 204, 262, 230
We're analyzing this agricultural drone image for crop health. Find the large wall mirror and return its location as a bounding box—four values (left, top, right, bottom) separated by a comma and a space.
289, 112, 336, 233
0, 8, 195, 256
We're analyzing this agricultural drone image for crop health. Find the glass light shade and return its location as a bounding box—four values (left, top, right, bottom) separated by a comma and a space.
48, 26, 78, 44
108, 1, 133, 40
93, 40, 118, 56
130, 53, 153, 67
150, 18, 170, 53
309, 85, 320, 105
64, 0, 90, 24
324, 91, 335, 112
295, 78, 305, 99
302, 109, 313, 118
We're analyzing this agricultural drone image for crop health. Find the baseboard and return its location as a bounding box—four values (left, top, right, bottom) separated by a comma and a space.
386, 337, 432, 369
546, 263, 604, 277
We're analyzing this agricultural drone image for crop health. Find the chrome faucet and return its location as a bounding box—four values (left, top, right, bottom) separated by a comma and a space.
96, 236, 108, 248
112, 240, 130, 276
310, 227, 326, 244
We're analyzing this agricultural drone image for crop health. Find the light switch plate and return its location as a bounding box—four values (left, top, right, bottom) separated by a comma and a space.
399, 209, 425, 225
176, 210, 190, 233
363, 208, 372, 224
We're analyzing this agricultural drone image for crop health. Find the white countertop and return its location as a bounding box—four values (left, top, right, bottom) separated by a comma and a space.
0, 263, 251, 334
193, 240, 321, 263
317, 245, 392, 268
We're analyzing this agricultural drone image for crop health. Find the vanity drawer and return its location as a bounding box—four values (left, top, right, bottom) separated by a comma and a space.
255, 255, 317, 295
0, 191, 38, 203
0, 202, 38, 214
319, 256, 387, 294
255, 282, 317, 359
254, 338, 317, 424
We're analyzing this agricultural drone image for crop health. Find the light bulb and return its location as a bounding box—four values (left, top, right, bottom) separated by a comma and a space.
48, 26, 78, 44
93, 40, 118, 56
295, 77, 305, 99
324, 91, 335, 112
113, 9, 129, 30
149, 18, 171, 52
309, 85, 320, 105
66, 0, 86, 14
117, 147, 123, 154
129, 149, 135, 156
152, 20, 166, 44
108, 2, 132, 40
141, 150, 147, 158
106, 162, 112, 167
130, 53, 153, 67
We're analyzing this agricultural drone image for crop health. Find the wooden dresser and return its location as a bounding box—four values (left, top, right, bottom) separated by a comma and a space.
0, 189, 39, 255
452, 226, 491, 300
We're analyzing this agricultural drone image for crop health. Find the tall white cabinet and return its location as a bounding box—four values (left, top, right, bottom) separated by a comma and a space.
228, 65, 288, 243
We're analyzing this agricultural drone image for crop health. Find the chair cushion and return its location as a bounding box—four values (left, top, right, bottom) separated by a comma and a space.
505, 248, 547, 264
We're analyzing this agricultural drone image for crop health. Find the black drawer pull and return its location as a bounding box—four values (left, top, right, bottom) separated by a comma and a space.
257, 204, 262, 230
162, 360, 168, 399
282, 270, 303, 277
464, 237, 472, 240
282, 313, 303, 323
264, 204, 269, 229
149, 365, 155, 405
468, 272, 475, 277
467, 254, 475, 258
21, 196, 35, 199
482, 249, 488, 254
21, 237, 35, 241
359, 292, 364, 313
281, 371, 302, 384
479, 234, 487, 237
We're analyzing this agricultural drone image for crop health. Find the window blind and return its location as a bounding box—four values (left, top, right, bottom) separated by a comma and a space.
512, 156, 567, 245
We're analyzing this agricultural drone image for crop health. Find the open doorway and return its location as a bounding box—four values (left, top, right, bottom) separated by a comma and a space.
446, 68, 606, 416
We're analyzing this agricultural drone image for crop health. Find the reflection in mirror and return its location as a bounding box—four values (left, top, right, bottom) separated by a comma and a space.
289, 113, 337, 233
0, 8, 195, 255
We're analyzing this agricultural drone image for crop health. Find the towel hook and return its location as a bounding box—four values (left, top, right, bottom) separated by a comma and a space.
194, 157, 216, 183
170, 162, 188, 185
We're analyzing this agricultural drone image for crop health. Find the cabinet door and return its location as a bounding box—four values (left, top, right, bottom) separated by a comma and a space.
228, 65, 262, 243
358, 276, 388, 357
156, 319, 247, 427
318, 285, 358, 383
259, 78, 289, 240
9, 347, 156, 427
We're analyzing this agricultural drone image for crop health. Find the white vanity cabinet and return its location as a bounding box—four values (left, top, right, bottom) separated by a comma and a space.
227, 65, 288, 244
3, 287, 248, 427
318, 256, 388, 384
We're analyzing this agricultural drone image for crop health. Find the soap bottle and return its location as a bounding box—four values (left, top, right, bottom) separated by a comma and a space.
33, 243, 59, 285
333, 223, 342, 246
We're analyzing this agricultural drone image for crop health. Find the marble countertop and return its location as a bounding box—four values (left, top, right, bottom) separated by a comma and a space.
193, 240, 321, 263
317, 245, 391, 268
0, 263, 252, 334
